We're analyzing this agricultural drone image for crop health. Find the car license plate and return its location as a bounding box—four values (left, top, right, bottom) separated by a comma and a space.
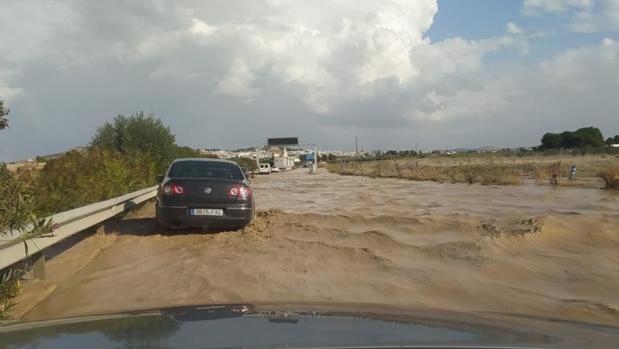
190, 208, 224, 216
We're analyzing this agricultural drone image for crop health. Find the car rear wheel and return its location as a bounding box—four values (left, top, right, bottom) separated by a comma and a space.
155, 203, 170, 233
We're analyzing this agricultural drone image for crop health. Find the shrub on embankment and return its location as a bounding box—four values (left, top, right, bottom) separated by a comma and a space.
599, 166, 619, 189
1, 165, 52, 319
34, 149, 157, 216
4, 111, 203, 220
34, 112, 203, 215
231, 157, 258, 171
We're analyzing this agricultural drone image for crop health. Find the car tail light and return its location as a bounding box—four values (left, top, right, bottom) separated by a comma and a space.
238, 186, 250, 198
163, 183, 185, 196
228, 185, 251, 200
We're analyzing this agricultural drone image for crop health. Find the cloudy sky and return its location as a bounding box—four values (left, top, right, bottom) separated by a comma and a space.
1, 0, 618, 161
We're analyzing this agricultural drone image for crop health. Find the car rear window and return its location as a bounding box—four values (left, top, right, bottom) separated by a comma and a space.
168, 161, 244, 180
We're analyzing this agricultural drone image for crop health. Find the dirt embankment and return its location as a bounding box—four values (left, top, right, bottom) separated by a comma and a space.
12, 169, 619, 326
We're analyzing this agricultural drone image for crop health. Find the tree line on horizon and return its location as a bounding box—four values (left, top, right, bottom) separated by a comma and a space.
539, 126, 618, 150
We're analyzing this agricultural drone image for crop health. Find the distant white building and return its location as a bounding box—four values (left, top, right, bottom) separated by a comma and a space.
272, 148, 295, 170
274, 157, 294, 170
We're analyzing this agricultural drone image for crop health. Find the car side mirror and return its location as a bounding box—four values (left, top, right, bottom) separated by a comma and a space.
155, 175, 164, 183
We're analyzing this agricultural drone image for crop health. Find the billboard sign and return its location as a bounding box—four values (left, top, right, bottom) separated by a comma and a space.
267, 137, 298, 146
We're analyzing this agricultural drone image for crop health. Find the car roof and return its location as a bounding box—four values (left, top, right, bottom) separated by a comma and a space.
171, 158, 238, 165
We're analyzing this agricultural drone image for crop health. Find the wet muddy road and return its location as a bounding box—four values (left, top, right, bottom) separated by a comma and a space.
15, 169, 619, 326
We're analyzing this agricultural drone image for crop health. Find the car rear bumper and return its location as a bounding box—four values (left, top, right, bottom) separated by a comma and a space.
156, 202, 254, 229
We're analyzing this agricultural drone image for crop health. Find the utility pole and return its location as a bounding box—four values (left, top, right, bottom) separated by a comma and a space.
309, 137, 318, 174
311, 145, 318, 174
355, 134, 359, 155
255, 147, 260, 168
559, 147, 563, 182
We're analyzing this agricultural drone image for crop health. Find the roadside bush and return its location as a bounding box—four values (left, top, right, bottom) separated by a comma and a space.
0, 165, 53, 238
599, 165, 619, 190
0, 268, 23, 319
174, 146, 201, 159
1, 165, 53, 320
34, 149, 156, 216
230, 157, 257, 171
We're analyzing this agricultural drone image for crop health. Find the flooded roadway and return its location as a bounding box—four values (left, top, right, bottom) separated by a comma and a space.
253, 169, 619, 218
13, 168, 619, 327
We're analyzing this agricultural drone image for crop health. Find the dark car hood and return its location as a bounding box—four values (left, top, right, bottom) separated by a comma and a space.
1, 303, 618, 349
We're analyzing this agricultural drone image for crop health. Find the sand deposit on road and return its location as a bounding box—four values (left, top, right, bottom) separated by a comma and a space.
13, 169, 619, 325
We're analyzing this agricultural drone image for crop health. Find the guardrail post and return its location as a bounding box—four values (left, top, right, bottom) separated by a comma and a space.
95, 223, 106, 235
31, 252, 47, 280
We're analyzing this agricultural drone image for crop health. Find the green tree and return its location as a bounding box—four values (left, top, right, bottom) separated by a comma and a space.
90, 112, 177, 173
606, 136, 619, 145
540, 127, 605, 149
566, 127, 604, 148
0, 100, 9, 130
540, 132, 564, 149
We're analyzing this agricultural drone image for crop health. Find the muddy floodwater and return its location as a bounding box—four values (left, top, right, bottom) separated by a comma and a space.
254, 168, 619, 217
13, 169, 619, 326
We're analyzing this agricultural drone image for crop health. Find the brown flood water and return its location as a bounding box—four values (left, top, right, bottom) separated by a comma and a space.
254, 168, 619, 217
14, 168, 619, 326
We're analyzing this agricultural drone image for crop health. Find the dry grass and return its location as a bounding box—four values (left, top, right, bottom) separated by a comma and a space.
326, 160, 522, 185
599, 166, 619, 189
326, 154, 619, 187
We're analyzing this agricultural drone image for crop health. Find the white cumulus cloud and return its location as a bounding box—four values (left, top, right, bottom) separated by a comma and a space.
190, 19, 217, 36
523, 0, 619, 32
507, 22, 524, 34
523, 0, 593, 14
202, 0, 439, 113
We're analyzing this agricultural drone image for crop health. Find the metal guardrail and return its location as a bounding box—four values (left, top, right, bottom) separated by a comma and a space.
0, 186, 158, 271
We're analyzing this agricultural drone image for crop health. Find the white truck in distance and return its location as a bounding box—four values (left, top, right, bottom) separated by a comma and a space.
258, 163, 271, 174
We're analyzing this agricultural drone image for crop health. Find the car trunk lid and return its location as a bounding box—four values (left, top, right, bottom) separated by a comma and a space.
161, 178, 243, 206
